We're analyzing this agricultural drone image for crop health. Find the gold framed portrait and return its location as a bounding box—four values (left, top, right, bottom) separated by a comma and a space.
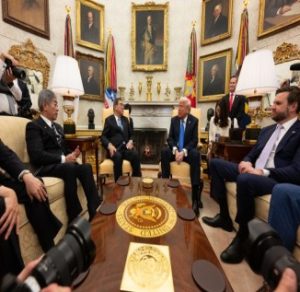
76, 51, 104, 101
201, 0, 233, 46
76, 0, 104, 51
198, 48, 232, 102
2, 0, 50, 39
258, 0, 300, 38
131, 2, 169, 72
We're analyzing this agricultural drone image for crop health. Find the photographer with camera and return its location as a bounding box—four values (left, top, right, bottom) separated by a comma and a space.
0, 52, 26, 116
1, 217, 95, 292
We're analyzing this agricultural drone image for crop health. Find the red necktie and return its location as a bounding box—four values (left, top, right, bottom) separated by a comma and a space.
229, 93, 234, 112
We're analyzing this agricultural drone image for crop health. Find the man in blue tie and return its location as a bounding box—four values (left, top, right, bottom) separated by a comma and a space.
161, 97, 201, 216
202, 86, 300, 264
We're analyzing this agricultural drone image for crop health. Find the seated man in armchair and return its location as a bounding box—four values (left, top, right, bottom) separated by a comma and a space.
161, 97, 202, 216
202, 86, 300, 263
26, 89, 101, 223
100, 98, 141, 182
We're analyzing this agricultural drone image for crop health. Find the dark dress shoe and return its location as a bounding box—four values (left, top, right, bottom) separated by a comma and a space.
220, 235, 245, 264
202, 214, 233, 232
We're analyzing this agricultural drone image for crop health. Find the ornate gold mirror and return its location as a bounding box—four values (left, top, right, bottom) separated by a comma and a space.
8, 39, 50, 93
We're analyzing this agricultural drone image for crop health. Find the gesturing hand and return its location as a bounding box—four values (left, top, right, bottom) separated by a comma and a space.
0, 186, 19, 240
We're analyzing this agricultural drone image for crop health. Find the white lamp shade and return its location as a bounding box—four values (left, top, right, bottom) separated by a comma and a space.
235, 49, 279, 96
51, 55, 84, 96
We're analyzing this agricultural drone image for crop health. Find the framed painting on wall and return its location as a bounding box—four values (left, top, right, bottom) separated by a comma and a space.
201, 0, 233, 46
2, 0, 50, 39
76, 51, 104, 101
258, 0, 300, 38
131, 2, 169, 71
198, 48, 232, 102
76, 0, 104, 51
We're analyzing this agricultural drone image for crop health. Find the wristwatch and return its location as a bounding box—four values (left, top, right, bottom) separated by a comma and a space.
19, 170, 31, 182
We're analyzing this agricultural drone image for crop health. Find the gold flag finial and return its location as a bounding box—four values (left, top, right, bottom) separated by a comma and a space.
65, 5, 71, 15
108, 28, 112, 35
243, 0, 248, 8
192, 21, 196, 28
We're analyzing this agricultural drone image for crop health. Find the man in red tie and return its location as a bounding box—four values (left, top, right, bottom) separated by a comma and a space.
221, 76, 248, 128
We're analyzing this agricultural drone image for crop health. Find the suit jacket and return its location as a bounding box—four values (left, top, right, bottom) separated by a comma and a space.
26, 117, 70, 174
167, 114, 198, 152
206, 14, 228, 38
244, 119, 300, 184
0, 139, 25, 181
100, 115, 132, 150
222, 94, 247, 126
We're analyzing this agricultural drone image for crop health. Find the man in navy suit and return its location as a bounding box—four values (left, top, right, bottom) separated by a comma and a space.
100, 98, 141, 182
221, 76, 249, 128
161, 97, 202, 216
26, 89, 101, 223
202, 86, 300, 263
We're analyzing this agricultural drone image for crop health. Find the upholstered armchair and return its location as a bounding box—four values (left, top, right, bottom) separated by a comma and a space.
99, 108, 132, 191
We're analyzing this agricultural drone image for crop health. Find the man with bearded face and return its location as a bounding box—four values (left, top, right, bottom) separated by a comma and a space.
202, 86, 300, 264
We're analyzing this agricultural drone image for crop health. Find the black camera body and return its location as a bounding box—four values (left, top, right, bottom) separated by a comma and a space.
1, 217, 95, 292
4, 58, 26, 80
246, 218, 300, 290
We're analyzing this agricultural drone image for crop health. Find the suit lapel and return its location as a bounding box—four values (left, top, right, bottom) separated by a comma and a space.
276, 120, 300, 153
38, 117, 59, 146
184, 115, 192, 141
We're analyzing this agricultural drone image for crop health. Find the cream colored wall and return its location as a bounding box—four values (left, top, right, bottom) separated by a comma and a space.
0, 0, 299, 129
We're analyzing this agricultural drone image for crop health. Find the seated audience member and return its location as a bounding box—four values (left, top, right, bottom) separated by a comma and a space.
221, 75, 249, 128
124, 103, 134, 132
0, 56, 22, 116
268, 183, 300, 252
100, 98, 141, 182
161, 97, 202, 216
202, 86, 300, 263
0, 53, 62, 278
209, 99, 237, 144
26, 89, 101, 223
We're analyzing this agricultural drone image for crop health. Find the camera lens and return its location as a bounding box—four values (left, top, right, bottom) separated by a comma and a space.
246, 219, 300, 290
31, 217, 95, 288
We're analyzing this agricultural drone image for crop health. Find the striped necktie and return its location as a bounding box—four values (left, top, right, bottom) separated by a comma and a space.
52, 123, 62, 145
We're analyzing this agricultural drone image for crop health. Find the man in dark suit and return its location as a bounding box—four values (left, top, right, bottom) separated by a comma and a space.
82, 10, 99, 44
26, 89, 101, 223
221, 76, 249, 128
206, 3, 228, 38
202, 86, 300, 264
101, 98, 141, 182
0, 53, 62, 278
161, 97, 202, 216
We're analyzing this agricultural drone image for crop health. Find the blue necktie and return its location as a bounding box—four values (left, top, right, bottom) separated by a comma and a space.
178, 120, 184, 151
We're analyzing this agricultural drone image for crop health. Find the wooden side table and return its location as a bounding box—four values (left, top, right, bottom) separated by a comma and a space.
211, 141, 255, 163
65, 136, 100, 187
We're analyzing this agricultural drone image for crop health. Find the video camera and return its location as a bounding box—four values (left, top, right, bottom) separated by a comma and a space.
4, 58, 26, 80
246, 218, 300, 290
0, 217, 95, 292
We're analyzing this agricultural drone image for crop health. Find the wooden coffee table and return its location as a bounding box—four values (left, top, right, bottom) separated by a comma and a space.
75, 178, 233, 291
